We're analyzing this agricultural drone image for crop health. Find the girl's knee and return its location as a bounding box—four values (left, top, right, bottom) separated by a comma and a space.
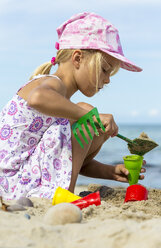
76, 102, 94, 111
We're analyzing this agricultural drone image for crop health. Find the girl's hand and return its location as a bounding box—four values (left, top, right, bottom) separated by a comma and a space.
113, 160, 146, 183
98, 113, 118, 137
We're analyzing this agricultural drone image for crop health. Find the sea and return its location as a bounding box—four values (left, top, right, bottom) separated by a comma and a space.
77, 124, 161, 189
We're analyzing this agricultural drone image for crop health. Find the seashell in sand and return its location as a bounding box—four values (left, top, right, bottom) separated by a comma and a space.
16, 197, 34, 207
7, 204, 26, 212
44, 203, 82, 225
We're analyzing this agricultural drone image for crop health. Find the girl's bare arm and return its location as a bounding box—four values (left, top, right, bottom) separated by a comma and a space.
80, 159, 116, 180
27, 77, 88, 120
80, 159, 145, 182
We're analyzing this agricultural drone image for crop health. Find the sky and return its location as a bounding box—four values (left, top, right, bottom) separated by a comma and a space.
0, 0, 161, 124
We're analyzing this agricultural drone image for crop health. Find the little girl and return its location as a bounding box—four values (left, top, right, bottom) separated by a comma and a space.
0, 12, 145, 200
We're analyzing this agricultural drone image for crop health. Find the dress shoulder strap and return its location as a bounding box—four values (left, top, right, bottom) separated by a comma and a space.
31, 74, 60, 81
17, 74, 61, 93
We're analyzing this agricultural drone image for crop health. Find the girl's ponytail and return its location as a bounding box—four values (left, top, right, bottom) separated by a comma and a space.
29, 49, 73, 80
29, 61, 53, 80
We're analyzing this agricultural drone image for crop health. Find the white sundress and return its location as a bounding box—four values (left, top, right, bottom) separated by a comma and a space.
0, 75, 72, 200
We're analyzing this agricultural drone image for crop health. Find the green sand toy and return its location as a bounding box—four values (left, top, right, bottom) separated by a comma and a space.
123, 155, 144, 185
72, 108, 105, 148
72, 108, 159, 154
72, 108, 138, 148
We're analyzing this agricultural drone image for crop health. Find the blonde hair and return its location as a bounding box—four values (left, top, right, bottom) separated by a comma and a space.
29, 49, 75, 80
29, 49, 120, 92
84, 50, 120, 92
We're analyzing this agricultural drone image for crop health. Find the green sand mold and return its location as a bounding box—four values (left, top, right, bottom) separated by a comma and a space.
123, 155, 143, 186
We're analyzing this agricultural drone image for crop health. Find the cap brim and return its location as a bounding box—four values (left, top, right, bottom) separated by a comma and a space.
101, 48, 142, 72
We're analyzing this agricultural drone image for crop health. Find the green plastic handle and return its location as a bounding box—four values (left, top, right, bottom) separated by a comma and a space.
72, 107, 137, 148
94, 122, 136, 144
116, 133, 137, 145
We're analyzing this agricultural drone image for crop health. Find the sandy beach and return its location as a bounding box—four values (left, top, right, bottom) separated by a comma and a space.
0, 184, 161, 248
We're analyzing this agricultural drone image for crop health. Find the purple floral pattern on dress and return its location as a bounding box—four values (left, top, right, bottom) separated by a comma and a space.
27, 137, 37, 147
59, 132, 67, 148
32, 165, 40, 174
56, 118, 69, 125
20, 172, 31, 185
0, 125, 13, 140
0, 75, 72, 200
0, 150, 8, 162
8, 101, 18, 115
29, 117, 43, 132
40, 142, 45, 153
46, 117, 52, 125
53, 158, 62, 170
28, 147, 36, 156
2, 169, 18, 177
42, 168, 51, 182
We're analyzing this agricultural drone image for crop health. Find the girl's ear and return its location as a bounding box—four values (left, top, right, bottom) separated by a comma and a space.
72, 50, 83, 69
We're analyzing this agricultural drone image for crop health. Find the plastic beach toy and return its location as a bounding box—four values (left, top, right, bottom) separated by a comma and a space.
123, 155, 143, 185
72, 107, 137, 148
117, 132, 158, 156
124, 184, 148, 202
72, 107, 105, 148
52, 187, 101, 210
71, 191, 101, 210
52, 187, 81, 205
116, 133, 138, 145
128, 132, 159, 156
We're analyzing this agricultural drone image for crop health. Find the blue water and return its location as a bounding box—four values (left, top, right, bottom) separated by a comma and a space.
77, 124, 161, 189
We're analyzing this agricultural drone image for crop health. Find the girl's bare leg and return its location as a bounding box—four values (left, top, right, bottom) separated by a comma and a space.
68, 102, 109, 192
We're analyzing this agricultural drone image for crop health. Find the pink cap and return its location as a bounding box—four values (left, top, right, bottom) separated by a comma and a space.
56, 12, 142, 72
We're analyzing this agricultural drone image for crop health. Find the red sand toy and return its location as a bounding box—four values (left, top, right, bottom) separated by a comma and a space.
52, 187, 101, 209
124, 184, 148, 203
71, 191, 101, 210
